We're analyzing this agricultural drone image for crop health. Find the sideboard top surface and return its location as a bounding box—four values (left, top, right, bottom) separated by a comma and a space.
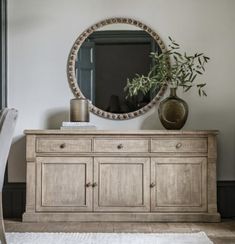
24, 129, 218, 135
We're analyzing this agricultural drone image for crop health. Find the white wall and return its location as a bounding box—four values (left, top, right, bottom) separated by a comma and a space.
7, 0, 235, 182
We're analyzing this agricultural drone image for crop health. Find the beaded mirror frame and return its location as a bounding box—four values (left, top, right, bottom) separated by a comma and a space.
67, 17, 167, 120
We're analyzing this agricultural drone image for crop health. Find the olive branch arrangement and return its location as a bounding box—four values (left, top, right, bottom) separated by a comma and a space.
125, 37, 210, 97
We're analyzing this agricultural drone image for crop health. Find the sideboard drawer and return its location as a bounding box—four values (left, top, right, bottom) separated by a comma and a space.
94, 138, 149, 153
151, 138, 207, 153
36, 138, 92, 153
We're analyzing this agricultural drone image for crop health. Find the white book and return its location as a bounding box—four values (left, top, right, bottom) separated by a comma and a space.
60, 126, 97, 130
62, 122, 95, 127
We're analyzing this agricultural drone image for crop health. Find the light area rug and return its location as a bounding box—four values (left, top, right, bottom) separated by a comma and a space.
5, 232, 213, 244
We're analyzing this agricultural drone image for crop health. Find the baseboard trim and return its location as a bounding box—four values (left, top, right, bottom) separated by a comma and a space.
2, 182, 26, 218
2, 181, 235, 219
217, 181, 235, 218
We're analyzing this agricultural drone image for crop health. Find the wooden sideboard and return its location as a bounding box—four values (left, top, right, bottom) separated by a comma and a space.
23, 130, 220, 222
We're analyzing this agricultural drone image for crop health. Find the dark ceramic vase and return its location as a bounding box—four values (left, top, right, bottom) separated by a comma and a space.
158, 88, 188, 130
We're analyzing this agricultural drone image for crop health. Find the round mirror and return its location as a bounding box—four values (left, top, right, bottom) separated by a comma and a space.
67, 18, 167, 120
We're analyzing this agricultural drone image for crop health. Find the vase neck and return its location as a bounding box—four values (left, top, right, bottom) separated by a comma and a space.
170, 87, 177, 97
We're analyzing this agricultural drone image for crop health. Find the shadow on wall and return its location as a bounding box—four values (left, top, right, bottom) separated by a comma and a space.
8, 109, 69, 182
8, 136, 26, 182
140, 106, 163, 130
44, 107, 164, 130
45, 109, 69, 129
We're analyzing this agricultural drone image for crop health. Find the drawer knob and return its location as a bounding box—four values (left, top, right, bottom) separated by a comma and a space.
150, 182, 156, 188
60, 143, 66, 149
85, 182, 91, 187
117, 144, 123, 149
176, 142, 182, 149
92, 182, 97, 187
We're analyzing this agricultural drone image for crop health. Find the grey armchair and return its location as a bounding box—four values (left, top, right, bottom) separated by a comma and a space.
0, 108, 18, 244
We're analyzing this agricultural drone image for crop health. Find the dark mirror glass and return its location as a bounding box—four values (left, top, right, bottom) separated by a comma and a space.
76, 24, 161, 114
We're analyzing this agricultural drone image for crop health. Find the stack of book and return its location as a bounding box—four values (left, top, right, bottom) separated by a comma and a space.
60, 122, 97, 130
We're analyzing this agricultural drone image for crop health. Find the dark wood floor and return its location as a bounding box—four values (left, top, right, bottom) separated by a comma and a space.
4, 219, 235, 244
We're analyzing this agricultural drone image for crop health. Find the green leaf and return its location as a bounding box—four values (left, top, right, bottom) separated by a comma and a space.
172, 41, 179, 46
197, 83, 206, 88
125, 37, 210, 98
196, 70, 203, 75
202, 90, 207, 96
198, 57, 202, 65
184, 85, 192, 92
168, 36, 173, 41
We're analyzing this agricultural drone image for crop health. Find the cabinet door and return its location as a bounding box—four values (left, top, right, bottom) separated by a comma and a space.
94, 157, 150, 212
151, 157, 207, 212
36, 157, 92, 212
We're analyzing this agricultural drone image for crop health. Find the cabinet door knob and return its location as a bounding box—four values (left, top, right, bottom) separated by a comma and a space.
176, 142, 182, 149
85, 182, 91, 187
92, 182, 98, 187
150, 182, 156, 188
117, 144, 123, 149
60, 143, 66, 149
